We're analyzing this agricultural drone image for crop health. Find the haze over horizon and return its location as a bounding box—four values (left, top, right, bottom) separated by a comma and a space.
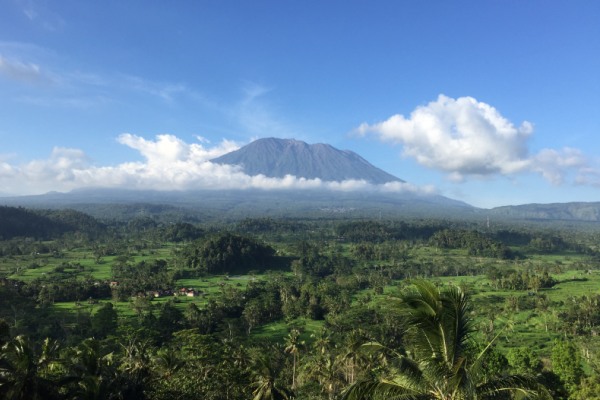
1, 1, 599, 208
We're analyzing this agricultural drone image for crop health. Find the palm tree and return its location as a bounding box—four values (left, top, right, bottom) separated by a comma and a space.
303, 352, 346, 400
118, 335, 152, 399
340, 329, 369, 384
341, 280, 549, 400
0, 335, 63, 400
152, 347, 183, 380
284, 328, 304, 390
63, 338, 119, 400
311, 328, 332, 356
249, 354, 293, 400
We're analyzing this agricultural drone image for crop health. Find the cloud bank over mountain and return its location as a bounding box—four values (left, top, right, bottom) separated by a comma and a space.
0, 134, 432, 196
356, 95, 589, 184
0, 94, 597, 199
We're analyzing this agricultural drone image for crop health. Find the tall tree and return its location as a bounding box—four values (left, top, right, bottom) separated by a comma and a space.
341, 280, 549, 399
284, 329, 304, 390
551, 339, 583, 393
91, 302, 118, 339
0, 336, 63, 400
63, 338, 120, 400
250, 354, 292, 400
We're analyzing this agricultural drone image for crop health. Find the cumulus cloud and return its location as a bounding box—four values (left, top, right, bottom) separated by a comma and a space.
356, 94, 593, 184
0, 134, 432, 196
356, 95, 533, 179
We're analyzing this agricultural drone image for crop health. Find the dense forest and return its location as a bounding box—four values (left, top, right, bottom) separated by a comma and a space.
1, 205, 600, 399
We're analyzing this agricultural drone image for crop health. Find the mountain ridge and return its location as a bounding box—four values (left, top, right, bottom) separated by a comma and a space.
211, 137, 403, 184
0, 188, 473, 221
488, 202, 600, 222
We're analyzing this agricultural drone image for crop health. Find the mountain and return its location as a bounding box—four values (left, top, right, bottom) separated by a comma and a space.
0, 137, 477, 221
5, 136, 600, 223
211, 137, 403, 184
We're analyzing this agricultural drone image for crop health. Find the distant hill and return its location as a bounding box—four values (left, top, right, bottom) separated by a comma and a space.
0, 188, 474, 222
489, 202, 600, 222
211, 137, 403, 184
5, 190, 600, 224
0, 206, 105, 240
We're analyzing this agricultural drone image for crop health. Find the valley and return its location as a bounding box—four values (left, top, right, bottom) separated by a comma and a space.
0, 206, 599, 398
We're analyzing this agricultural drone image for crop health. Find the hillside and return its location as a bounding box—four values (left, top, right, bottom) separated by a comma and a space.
489, 202, 600, 222
0, 189, 474, 222
0, 206, 105, 240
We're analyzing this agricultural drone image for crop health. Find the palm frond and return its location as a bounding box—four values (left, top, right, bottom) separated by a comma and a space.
341, 378, 432, 400
476, 374, 552, 399
341, 281, 549, 400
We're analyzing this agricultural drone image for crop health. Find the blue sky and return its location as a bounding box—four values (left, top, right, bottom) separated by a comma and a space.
1, 0, 599, 208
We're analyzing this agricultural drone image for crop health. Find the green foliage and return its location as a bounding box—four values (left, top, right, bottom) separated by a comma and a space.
335, 220, 445, 243
430, 228, 515, 259
558, 294, 600, 335
3, 211, 600, 399
0, 206, 105, 241
507, 347, 542, 375
0, 335, 63, 400
91, 302, 118, 339
182, 233, 276, 275
237, 218, 307, 234
529, 235, 568, 253
570, 376, 600, 400
111, 259, 173, 300
335, 221, 396, 243
342, 281, 548, 399
551, 339, 583, 391
160, 222, 204, 242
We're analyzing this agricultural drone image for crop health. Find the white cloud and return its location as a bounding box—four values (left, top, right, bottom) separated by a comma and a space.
0, 162, 15, 178
357, 95, 533, 179
0, 55, 43, 83
574, 166, 600, 188
0, 134, 432, 196
116, 133, 240, 165
356, 94, 595, 184
530, 147, 587, 185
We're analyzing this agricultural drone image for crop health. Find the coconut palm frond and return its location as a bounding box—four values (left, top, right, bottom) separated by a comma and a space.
477, 374, 552, 400
341, 281, 549, 400
341, 378, 431, 400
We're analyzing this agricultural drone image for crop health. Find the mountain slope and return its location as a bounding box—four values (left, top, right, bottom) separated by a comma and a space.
211, 137, 403, 184
0, 188, 474, 221
0, 206, 105, 239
